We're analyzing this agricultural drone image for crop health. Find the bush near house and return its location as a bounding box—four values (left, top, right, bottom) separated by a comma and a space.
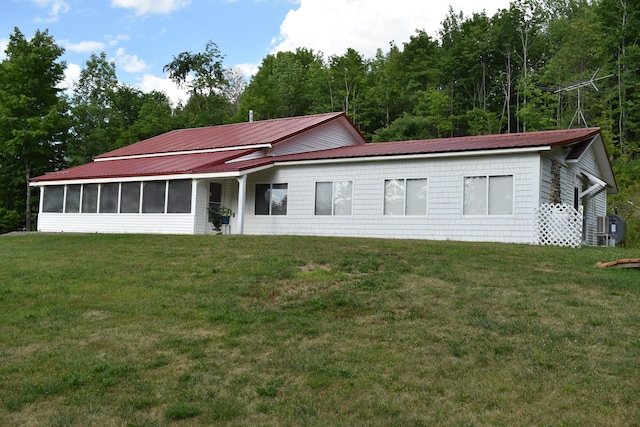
0, 208, 21, 234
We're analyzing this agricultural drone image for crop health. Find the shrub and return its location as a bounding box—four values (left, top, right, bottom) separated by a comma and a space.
0, 209, 21, 234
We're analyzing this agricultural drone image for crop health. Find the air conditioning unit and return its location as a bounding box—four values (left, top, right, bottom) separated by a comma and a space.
595, 216, 611, 246
596, 216, 609, 235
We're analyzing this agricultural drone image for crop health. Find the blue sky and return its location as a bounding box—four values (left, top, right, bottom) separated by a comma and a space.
2, 0, 512, 105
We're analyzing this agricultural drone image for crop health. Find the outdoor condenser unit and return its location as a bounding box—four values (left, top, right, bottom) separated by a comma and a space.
595, 216, 611, 246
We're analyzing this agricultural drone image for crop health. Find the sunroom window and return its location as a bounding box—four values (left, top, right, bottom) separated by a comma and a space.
120, 182, 141, 213
142, 181, 166, 213
99, 183, 119, 213
82, 184, 98, 213
64, 185, 81, 213
42, 186, 64, 213
167, 180, 192, 213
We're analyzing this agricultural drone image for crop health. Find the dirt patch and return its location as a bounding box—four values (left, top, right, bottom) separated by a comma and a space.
298, 262, 332, 273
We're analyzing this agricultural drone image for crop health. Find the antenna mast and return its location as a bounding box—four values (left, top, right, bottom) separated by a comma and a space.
554, 68, 613, 128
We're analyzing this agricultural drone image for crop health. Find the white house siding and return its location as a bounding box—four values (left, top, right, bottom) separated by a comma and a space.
540, 157, 552, 203
572, 146, 608, 245
194, 180, 210, 234
37, 213, 195, 234
540, 145, 609, 245
272, 121, 361, 156
241, 152, 541, 244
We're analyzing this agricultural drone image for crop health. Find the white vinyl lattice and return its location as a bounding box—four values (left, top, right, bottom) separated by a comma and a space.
533, 203, 583, 247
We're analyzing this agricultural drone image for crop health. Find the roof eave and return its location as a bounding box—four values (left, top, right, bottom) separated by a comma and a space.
272, 146, 551, 167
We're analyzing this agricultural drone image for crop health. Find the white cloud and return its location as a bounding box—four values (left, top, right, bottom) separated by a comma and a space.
235, 62, 260, 80
64, 40, 106, 53
115, 47, 148, 73
107, 34, 132, 47
32, 0, 70, 23
272, 0, 512, 59
58, 62, 81, 97
111, 0, 191, 16
0, 38, 8, 61
136, 74, 189, 106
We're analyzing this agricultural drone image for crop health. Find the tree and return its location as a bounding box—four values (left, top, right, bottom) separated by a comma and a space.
222, 66, 248, 117
112, 89, 175, 145
127, 91, 174, 142
359, 45, 405, 138
69, 52, 119, 164
327, 48, 368, 126
597, 0, 640, 158
372, 113, 434, 142
164, 40, 230, 126
414, 89, 455, 138
540, 1, 609, 130
236, 48, 328, 121
164, 40, 226, 96
0, 28, 68, 230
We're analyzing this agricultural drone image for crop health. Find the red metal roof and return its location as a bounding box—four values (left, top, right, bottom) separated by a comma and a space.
95, 112, 351, 159
31, 120, 603, 183
266, 127, 602, 163
31, 150, 251, 182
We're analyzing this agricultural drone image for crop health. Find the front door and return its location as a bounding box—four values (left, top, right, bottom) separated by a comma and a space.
209, 182, 222, 213
209, 182, 223, 230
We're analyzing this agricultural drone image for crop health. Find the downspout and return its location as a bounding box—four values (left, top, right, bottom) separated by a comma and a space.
236, 175, 247, 234
191, 179, 199, 234
37, 186, 44, 231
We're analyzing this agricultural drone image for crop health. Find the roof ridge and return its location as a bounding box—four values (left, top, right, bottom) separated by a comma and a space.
382, 127, 601, 145
173, 111, 344, 132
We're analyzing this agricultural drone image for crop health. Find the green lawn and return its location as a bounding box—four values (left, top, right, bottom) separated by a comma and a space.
1, 233, 639, 426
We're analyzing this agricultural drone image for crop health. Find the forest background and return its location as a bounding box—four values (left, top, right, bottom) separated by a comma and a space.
1, 0, 639, 243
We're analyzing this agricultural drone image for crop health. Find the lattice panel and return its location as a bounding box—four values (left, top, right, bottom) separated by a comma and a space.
533, 203, 583, 247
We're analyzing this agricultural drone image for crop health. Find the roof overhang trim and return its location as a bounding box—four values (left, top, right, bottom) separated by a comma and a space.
29, 171, 243, 186
272, 146, 551, 167
565, 137, 595, 164
94, 144, 271, 162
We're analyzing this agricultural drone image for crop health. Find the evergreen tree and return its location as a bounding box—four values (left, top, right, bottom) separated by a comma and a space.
0, 28, 68, 230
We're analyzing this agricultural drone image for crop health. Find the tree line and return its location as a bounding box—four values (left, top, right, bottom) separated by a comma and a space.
1, 0, 639, 235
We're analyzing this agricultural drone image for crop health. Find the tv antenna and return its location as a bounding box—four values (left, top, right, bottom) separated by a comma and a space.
554, 68, 613, 128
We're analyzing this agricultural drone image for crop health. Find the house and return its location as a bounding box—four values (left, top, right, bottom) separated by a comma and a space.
30, 112, 617, 246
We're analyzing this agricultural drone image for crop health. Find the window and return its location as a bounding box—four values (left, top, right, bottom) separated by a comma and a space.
167, 180, 192, 213
99, 183, 119, 213
315, 181, 352, 216
120, 182, 141, 213
82, 184, 98, 213
64, 185, 81, 213
42, 186, 64, 213
463, 175, 513, 215
384, 178, 428, 216
255, 183, 288, 215
209, 182, 222, 213
142, 181, 166, 213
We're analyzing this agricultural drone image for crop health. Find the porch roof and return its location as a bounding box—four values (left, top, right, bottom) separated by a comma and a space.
30, 150, 253, 182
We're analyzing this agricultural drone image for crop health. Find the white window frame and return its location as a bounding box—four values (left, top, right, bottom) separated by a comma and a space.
314, 180, 353, 216
255, 183, 288, 216
462, 174, 514, 216
383, 178, 428, 216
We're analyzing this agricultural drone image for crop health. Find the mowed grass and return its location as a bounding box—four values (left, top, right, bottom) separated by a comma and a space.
0, 233, 639, 426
